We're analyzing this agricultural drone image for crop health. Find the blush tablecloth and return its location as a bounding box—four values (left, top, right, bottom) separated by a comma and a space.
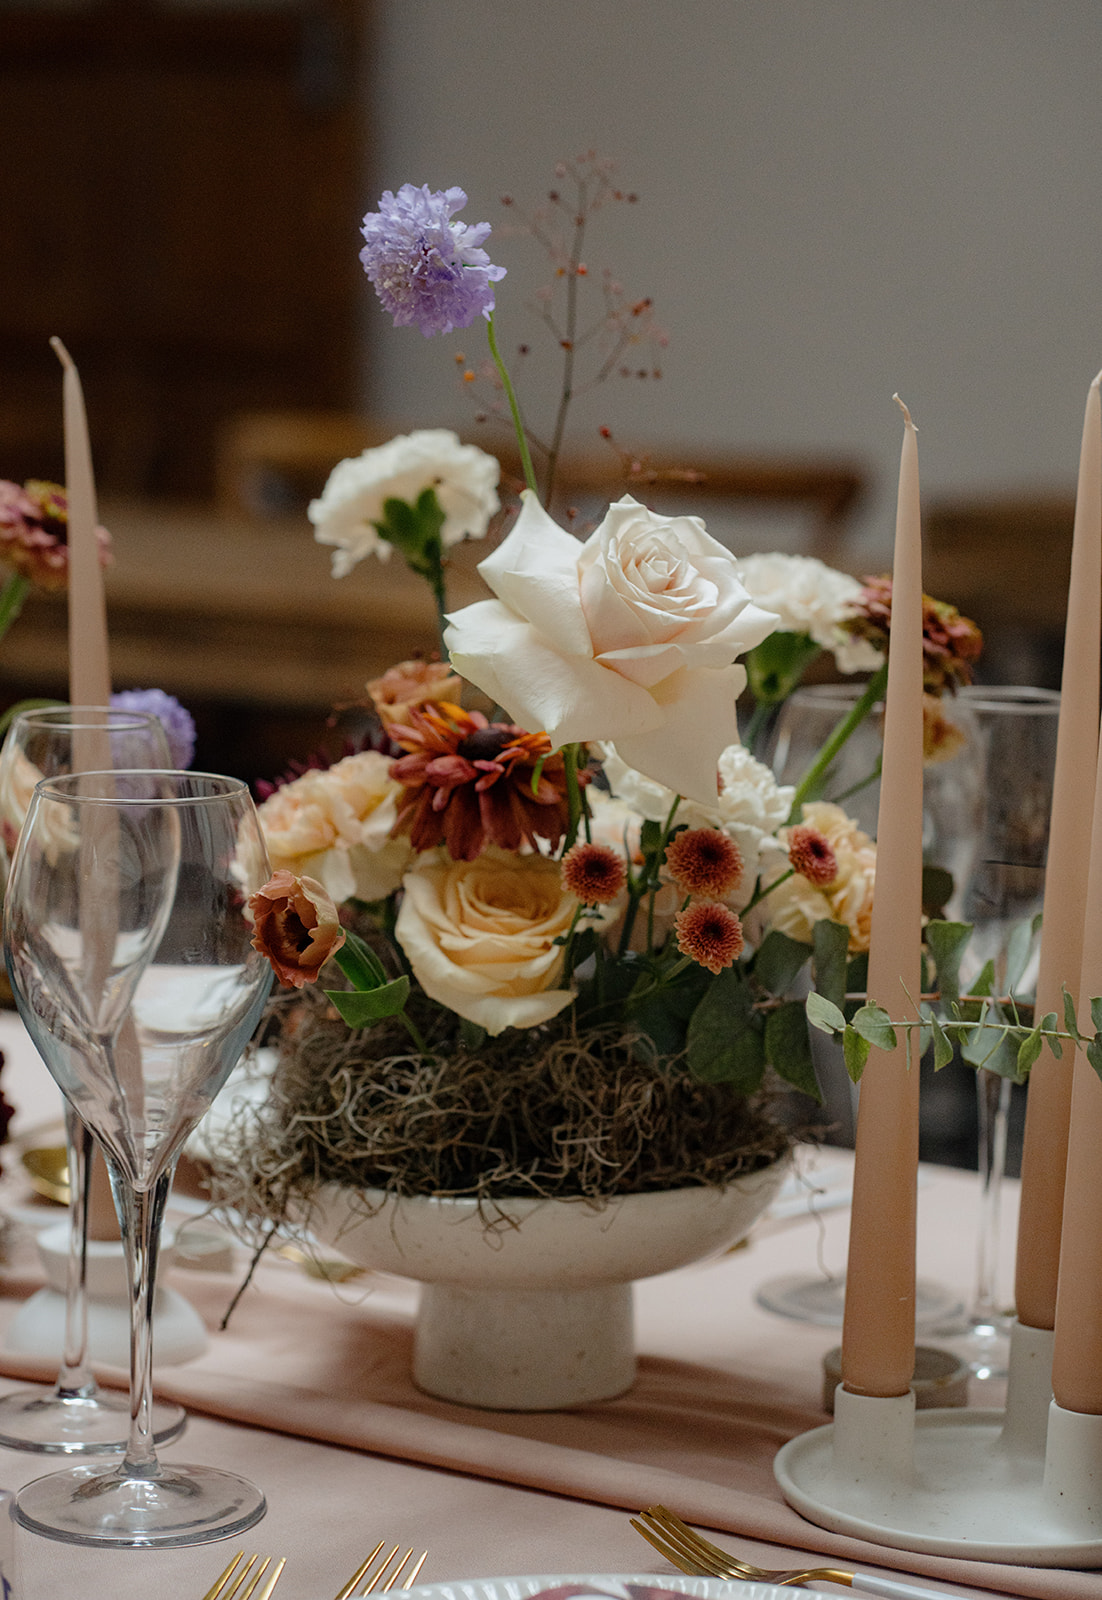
0, 1014, 1090, 1600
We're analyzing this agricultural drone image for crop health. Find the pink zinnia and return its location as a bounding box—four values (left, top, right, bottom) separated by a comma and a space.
675, 901, 744, 975
0, 479, 111, 591
787, 825, 838, 887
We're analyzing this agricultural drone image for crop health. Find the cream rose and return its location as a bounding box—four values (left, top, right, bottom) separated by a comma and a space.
444, 493, 777, 806
394, 847, 585, 1034
255, 751, 412, 903
309, 429, 500, 576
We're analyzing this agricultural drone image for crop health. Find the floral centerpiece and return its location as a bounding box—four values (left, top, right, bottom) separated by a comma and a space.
208, 163, 983, 1405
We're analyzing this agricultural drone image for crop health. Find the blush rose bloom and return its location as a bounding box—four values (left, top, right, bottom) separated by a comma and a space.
255, 751, 412, 903
444, 493, 778, 806
309, 429, 500, 577
249, 871, 346, 989
394, 847, 603, 1035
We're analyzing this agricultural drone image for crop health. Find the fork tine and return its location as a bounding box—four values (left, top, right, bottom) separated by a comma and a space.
233, 1556, 272, 1600
628, 1519, 699, 1575
635, 1511, 727, 1577
202, 1552, 248, 1600
402, 1550, 429, 1589
252, 1557, 287, 1600
364, 1547, 411, 1593
334, 1541, 388, 1600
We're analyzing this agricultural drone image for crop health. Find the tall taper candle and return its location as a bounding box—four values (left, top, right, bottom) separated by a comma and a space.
51, 337, 118, 1241
51, 338, 111, 712
1015, 372, 1102, 1333
1051, 707, 1102, 1413
840, 397, 924, 1399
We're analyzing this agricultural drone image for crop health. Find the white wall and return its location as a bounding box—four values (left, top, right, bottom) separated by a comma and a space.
364, 0, 1102, 567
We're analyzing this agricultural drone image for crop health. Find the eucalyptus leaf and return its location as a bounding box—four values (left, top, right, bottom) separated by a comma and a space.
929, 1012, 955, 1071
1037, 1012, 1063, 1059
921, 864, 955, 920
1064, 987, 1083, 1043
849, 1003, 898, 1051
1017, 1027, 1043, 1077
843, 1025, 870, 1082
1006, 917, 1040, 997
806, 990, 846, 1034
1087, 1036, 1102, 1085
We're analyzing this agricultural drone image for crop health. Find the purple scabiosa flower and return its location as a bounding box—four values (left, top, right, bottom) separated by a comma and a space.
111, 689, 196, 768
359, 184, 506, 336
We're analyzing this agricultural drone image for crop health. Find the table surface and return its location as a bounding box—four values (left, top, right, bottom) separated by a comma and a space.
0, 1013, 1071, 1600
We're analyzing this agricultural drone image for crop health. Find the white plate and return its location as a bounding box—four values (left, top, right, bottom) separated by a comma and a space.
399, 1575, 794, 1600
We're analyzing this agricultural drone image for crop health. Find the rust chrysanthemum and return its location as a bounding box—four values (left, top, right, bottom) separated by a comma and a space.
390, 701, 580, 862
787, 824, 838, 887
0, 479, 111, 591
664, 827, 743, 899
561, 841, 627, 905
674, 900, 744, 975
844, 574, 982, 695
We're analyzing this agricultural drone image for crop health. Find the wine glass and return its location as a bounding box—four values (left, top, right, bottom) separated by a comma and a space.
4, 770, 274, 1546
0, 705, 189, 1454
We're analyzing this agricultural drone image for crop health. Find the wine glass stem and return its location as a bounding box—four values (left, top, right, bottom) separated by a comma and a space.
974, 1066, 1011, 1324
56, 1107, 95, 1400
109, 1161, 173, 1476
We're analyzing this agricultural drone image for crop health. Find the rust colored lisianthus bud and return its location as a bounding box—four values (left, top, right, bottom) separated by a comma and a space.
249, 870, 346, 989
787, 824, 838, 887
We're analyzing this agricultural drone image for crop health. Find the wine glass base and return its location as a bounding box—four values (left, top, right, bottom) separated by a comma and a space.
0, 1387, 186, 1454
14, 1461, 266, 1547
755, 1272, 965, 1330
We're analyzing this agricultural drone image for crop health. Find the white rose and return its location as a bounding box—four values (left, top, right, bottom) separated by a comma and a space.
255, 751, 411, 903
309, 429, 500, 577
734, 552, 882, 675
444, 493, 778, 806
394, 848, 585, 1035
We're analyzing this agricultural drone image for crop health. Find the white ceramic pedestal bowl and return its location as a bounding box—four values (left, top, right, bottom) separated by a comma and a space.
306, 1158, 787, 1411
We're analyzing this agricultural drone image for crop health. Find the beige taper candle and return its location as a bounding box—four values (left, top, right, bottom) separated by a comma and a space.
1015, 372, 1102, 1333
1051, 706, 1102, 1413
52, 338, 119, 1241
840, 398, 925, 1399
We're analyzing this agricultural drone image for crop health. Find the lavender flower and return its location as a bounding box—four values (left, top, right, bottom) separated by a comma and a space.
111, 689, 196, 769
359, 184, 505, 336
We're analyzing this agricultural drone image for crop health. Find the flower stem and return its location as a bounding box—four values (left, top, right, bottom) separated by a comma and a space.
786, 660, 888, 822
0, 572, 30, 645
561, 743, 589, 849
487, 312, 539, 498
543, 192, 588, 505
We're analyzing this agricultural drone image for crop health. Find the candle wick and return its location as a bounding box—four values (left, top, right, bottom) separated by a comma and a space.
50, 336, 76, 374
892, 393, 917, 432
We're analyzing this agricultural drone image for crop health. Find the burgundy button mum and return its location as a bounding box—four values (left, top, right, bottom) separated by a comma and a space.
561, 841, 627, 905
674, 900, 744, 975
787, 824, 838, 887
664, 827, 743, 899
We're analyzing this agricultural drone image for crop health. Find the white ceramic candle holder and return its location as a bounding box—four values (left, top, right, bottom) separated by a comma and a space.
774, 1318, 1102, 1566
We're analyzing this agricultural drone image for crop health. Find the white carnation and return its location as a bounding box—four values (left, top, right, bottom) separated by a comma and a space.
734, 552, 882, 675
309, 429, 500, 577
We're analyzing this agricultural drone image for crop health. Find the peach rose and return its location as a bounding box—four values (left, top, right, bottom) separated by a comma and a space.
255, 750, 412, 903
249, 871, 346, 988
367, 657, 464, 731
394, 847, 591, 1034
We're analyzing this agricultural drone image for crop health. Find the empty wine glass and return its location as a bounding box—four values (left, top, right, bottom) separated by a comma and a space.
0, 705, 188, 1454
4, 770, 274, 1546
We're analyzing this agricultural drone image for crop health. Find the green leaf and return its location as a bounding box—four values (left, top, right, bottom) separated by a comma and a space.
929, 1012, 955, 1071
1017, 1027, 1044, 1078
459, 1018, 487, 1051
850, 1003, 898, 1051
1006, 917, 1040, 996
744, 630, 823, 705
686, 969, 763, 1090
1087, 1036, 1102, 1085
764, 1000, 819, 1100
1091, 996, 1102, 1036
921, 863, 955, 920
806, 990, 846, 1035
1064, 986, 1084, 1043
335, 930, 387, 991
924, 920, 972, 1005
753, 929, 813, 997
812, 918, 849, 1011
324, 975, 411, 1027
843, 1025, 871, 1082
1037, 1011, 1063, 1059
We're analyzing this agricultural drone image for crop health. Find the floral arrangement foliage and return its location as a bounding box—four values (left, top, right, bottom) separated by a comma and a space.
219, 161, 984, 1215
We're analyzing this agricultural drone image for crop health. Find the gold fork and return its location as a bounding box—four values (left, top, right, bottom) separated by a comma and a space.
201, 1551, 288, 1600
334, 1539, 429, 1600
631, 1506, 952, 1600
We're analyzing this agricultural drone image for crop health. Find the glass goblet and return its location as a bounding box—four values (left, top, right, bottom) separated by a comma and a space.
0, 705, 187, 1454
5, 770, 274, 1547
